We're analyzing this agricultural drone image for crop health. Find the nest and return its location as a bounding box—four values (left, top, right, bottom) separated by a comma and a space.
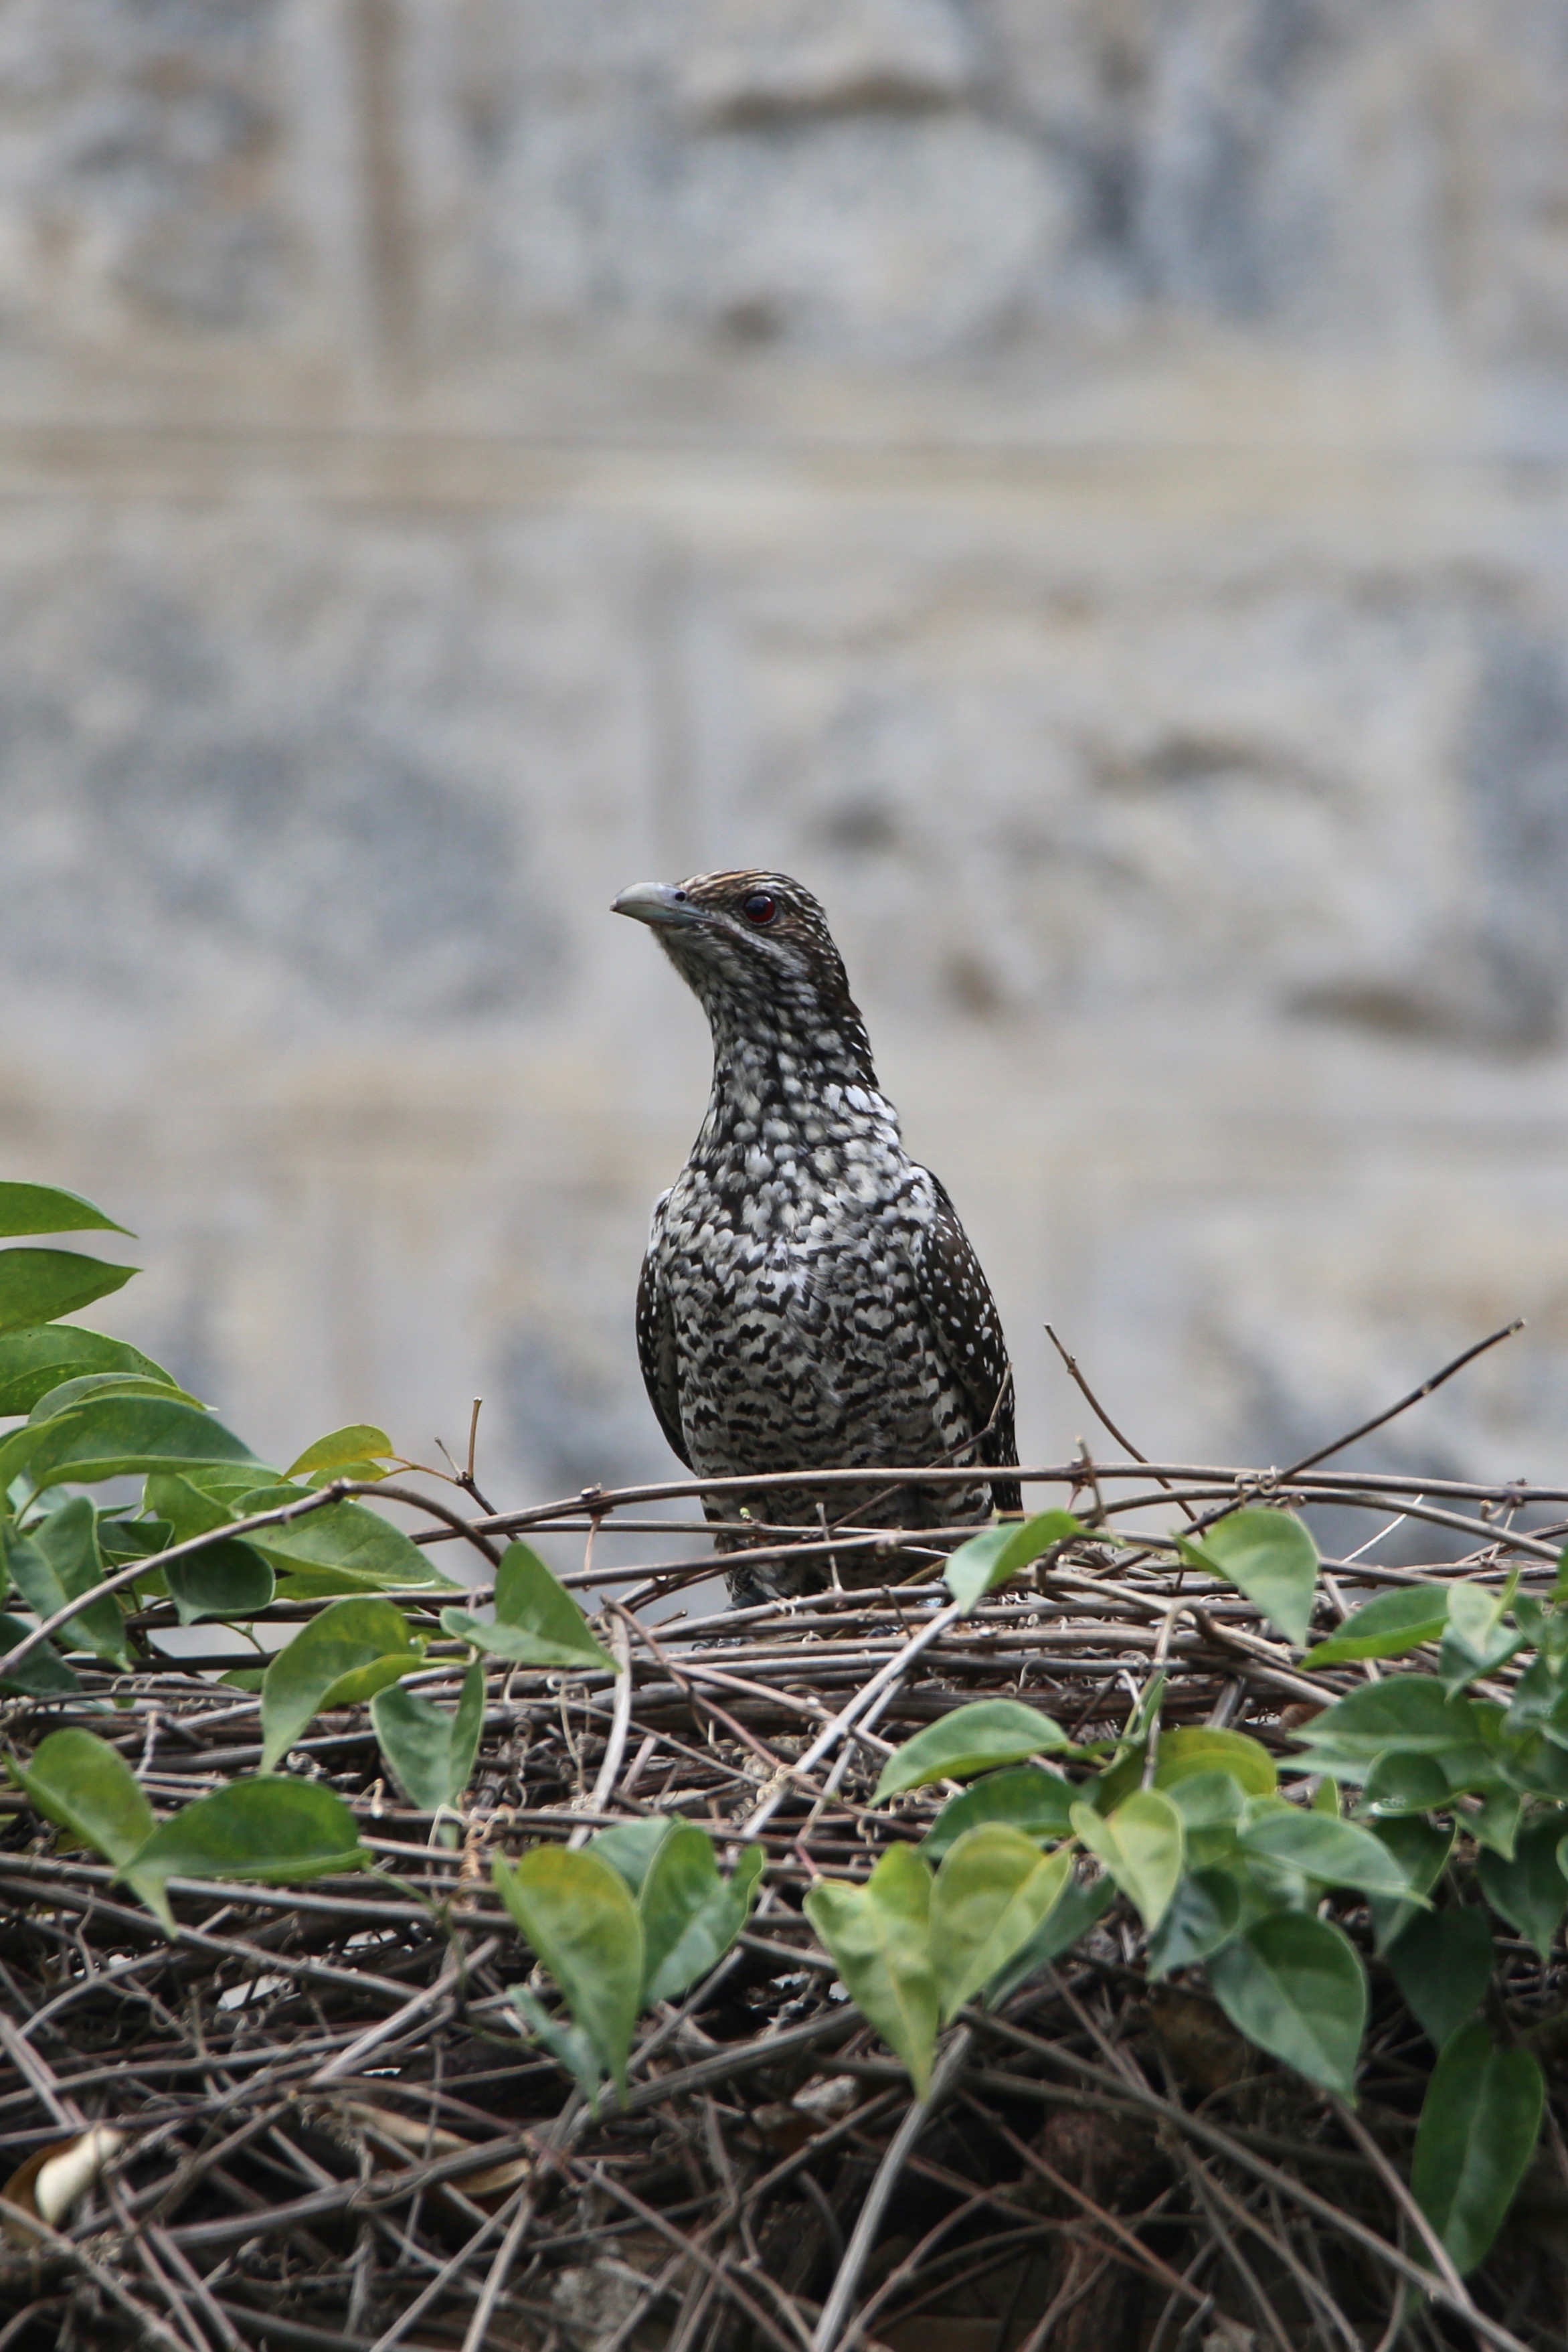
2, 1425, 1567, 2352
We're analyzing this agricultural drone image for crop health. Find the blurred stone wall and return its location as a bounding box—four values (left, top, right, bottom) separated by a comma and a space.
1, 0, 1567, 1530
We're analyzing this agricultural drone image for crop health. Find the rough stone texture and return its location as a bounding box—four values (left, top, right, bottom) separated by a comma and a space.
0, 0, 1565, 1536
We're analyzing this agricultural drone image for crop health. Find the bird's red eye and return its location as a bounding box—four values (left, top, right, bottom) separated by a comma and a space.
740, 891, 778, 926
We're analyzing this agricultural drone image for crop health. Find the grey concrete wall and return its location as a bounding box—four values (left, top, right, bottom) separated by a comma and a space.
2, 0, 1567, 1536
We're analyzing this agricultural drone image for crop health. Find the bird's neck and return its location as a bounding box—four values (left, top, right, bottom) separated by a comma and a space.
697, 999, 898, 1154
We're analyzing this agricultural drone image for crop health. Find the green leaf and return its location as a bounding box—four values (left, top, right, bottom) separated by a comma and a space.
1238, 1808, 1423, 1896
1411, 2020, 1545, 2274
1307, 1585, 1451, 1667
371, 1663, 485, 1815
0, 1396, 260, 1495
509, 1984, 604, 2105
921, 1766, 1076, 1863
124, 1778, 368, 1931
804, 1844, 940, 2100
1469, 1786, 1523, 1859
1086, 1743, 1148, 1816
0, 1249, 136, 1338
166, 1540, 275, 1626
29, 1373, 204, 1422
1361, 1752, 1452, 1816
928, 1827, 1071, 2021
639, 1828, 764, 2005
0, 1184, 131, 1238
1164, 1770, 1247, 1837
1367, 1817, 1454, 1952
1478, 1821, 1568, 1961
1439, 1580, 1522, 1695
943, 1511, 1088, 1615
1207, 1913, 1367, 2095
1504, 1655, 1568, 1744
0, 1329, 177, 1418
242, 1487, 458, 1596
439, 1541, 612, 1669
873, 1701, 1069, 1802
0, 1614, 79, 1695
588, 1818, 676, 1896
1, 1497, 128, 1665
146, 1466, 266, 1542
984, 1871, 1114, 2005
494, 1848, 643, 2100
1176, 1508, 1319, 1647
7, 1728, 154, 1875
1290, 1677, 1480, 1778
259, 1598, 422, 1770
1070, 1790, 1185, 1930
1387, 1910, 1494, 2049
1147, 1868, 1245, 1978
285, 1426, 396, 1483
1154, 1728, 1277, 1797
97, 1513, 174, 1566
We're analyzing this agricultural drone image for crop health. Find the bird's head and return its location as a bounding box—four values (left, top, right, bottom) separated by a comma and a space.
612, 869, 876, 1082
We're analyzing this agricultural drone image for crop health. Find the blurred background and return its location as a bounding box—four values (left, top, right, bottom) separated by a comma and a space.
2, 0, 1567, 1535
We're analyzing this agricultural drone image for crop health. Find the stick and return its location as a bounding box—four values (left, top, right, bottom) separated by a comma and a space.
810, 2027, 972, 2352
1277, 1319, 1525, 1481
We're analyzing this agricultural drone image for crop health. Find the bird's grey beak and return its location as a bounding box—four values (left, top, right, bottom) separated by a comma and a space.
612, 881, 704, 928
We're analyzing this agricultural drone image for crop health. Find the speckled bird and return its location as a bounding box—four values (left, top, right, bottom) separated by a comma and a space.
613, 868, 1019, 1601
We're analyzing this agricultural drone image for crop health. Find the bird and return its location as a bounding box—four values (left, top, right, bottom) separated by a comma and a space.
612, 867, 1020, 1602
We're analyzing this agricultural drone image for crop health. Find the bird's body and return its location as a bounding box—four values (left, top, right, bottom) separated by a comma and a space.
615, 869, 1019, 1601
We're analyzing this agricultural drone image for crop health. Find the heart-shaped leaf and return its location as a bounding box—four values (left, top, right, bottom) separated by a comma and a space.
1387, 1909, 1494, 2049
509, 1984, 604, 2106
1307, 1585, 1450, 1667
1440, 1580, 1522, 1693
873, 1701, 1069, 1802
639, 1827, 764, 2005
1290, 1677, 1480, 1776
1, 1497, 128, 1665
588, 1818, 676, 1895
1206, 1913, 1367, 2095
260, 1597, 422, 1769
984, 1870, 1114, 2005
929, 1827, 1071, 2020
243, 1487, 457, 1595
1154, 1727, 1277, 1796
944, 1511, 1090, 1616
371, 1662, 485, 1815
440, 1542, 612, 1670
124, 1778, 368, 1930
1176, 1509, 1319, 1647
7, 1728, 154, 1871
1478, 1821, 1568, 1961
495, 1848, 643, 2100
1147, 1868, 1245, 1978
1412, 2020, 1544, 2274
1366, 1816, 1454, 1952
922, 1766, 1076, 1863
166, 1539, 275, 1626
0, 1616, 78, 1695
1238, 1808, 1423, 1896
804, 1844, 940, 2099
1071, 1790, 1185, 1929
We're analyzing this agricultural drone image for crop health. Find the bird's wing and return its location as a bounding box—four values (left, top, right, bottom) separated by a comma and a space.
916, 1173, 1021, 1514
636, 1191, 693, 1471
